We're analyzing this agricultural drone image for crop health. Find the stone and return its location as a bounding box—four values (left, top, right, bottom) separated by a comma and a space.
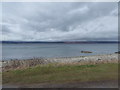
115, 51, 120, 54
81, 51, 92, 53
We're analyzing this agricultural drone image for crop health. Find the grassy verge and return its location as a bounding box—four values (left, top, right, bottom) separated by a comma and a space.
3, 63, 118, 84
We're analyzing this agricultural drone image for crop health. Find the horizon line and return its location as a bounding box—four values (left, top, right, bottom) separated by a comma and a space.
1, 40, 119, 43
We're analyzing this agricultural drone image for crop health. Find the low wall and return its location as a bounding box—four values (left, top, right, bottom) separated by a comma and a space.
1, 54, 118, 71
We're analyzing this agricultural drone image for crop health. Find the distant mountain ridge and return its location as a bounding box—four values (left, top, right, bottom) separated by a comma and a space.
1, 41, 119, 43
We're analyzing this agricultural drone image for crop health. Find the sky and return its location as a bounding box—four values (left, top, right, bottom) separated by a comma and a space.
1, 2, 118, 41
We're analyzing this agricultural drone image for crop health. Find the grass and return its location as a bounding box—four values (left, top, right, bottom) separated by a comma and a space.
3, 63, 118, 84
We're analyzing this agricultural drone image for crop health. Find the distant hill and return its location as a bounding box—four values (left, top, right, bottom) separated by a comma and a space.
1, 41, 119, 44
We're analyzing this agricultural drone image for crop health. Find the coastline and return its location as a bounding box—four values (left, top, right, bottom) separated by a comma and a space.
1, 53, 118, 71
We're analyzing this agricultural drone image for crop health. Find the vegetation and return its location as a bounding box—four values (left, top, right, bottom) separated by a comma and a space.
3, 63, 118, 84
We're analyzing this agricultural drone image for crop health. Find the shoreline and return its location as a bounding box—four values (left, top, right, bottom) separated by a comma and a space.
2, 53, 117, 61
1, 53, 118, 71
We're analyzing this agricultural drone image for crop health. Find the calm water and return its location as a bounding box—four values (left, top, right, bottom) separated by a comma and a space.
2, 43, 118, 60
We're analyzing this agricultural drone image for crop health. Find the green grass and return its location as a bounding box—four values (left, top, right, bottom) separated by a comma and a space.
3, 63, 118, 84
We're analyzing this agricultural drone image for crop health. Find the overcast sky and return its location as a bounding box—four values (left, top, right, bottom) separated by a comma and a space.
1, 2, 118, 41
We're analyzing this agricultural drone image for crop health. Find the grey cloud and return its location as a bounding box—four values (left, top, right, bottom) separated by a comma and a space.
1, 2, 118, 41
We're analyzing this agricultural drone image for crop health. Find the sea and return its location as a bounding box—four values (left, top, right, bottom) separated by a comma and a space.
1, 43, 118, 60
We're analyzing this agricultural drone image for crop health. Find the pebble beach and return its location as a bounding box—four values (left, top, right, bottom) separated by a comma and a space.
1, 53, 118, 71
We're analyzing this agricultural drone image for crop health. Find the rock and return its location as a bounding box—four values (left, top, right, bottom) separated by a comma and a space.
2, 54, 118, 71
115, 51, 120, 54
81, 51, 92, 53
98, 58, 101, 60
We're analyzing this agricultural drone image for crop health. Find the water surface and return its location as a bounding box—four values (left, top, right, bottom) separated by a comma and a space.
2, 43, 118, 60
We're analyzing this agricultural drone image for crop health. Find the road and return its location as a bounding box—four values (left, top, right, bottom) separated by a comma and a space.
2, 80, 118, 88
